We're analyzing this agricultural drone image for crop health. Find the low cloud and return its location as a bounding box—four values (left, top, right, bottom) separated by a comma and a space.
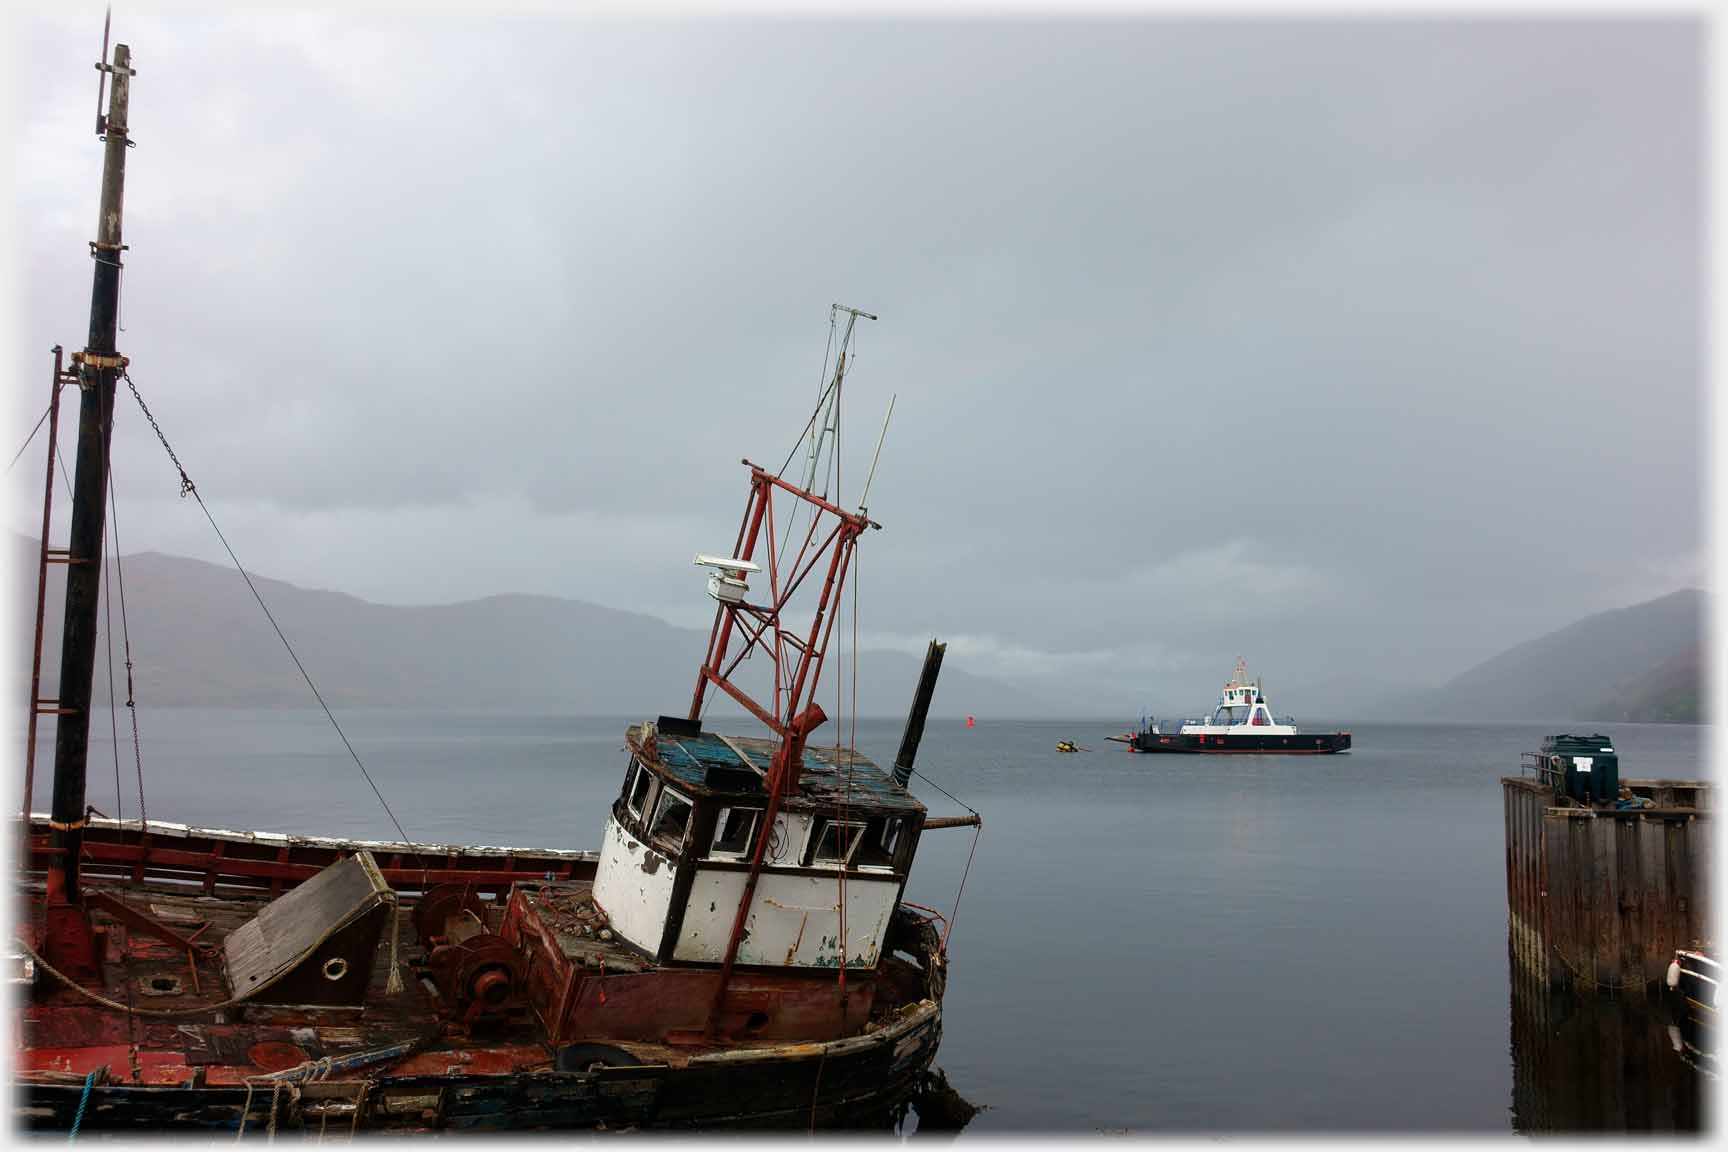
861, 630, 1187, 685
1117, 540, 1330, 622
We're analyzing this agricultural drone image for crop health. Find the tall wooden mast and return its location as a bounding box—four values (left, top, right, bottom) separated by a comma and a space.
42, 40, 133, 977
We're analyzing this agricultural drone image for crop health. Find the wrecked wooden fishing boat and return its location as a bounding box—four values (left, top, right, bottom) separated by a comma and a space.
14, 35, 976, 1133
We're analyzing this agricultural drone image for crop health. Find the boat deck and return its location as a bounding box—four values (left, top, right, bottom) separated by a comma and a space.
17, 873, 935, 1087
17, 880, 555, 1086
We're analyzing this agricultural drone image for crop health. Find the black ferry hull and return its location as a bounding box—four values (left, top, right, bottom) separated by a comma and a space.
1129, 731, 1352, 754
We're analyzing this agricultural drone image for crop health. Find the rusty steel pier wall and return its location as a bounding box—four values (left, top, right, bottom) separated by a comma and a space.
1504, 777, 1713, 998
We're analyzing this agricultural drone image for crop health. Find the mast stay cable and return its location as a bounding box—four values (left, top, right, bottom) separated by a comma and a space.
102, 503, 123, 825
7, 393, 64, 475
120, 371, 420, 856
105, 465, 146, 825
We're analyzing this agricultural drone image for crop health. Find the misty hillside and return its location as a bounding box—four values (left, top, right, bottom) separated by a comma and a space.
1391, 589, 1707, 723
1593, 643, 1704, 724
10, 536, 1058, 718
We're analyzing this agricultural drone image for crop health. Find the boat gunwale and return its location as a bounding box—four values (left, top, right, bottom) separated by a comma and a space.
22, 812, 600, 861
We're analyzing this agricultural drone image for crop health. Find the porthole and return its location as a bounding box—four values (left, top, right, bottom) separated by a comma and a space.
322, 957, 349, 982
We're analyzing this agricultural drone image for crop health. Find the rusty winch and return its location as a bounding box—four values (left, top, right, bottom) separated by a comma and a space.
413, 884, 525, 1033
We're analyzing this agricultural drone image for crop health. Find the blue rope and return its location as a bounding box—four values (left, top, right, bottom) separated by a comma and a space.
69, 1070, 94, 1141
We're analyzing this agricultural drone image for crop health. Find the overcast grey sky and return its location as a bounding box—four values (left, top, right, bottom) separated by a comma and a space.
5, 4, 1706, 714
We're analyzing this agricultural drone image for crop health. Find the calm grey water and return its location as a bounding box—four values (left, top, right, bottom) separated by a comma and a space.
22, 712, 1712, 1133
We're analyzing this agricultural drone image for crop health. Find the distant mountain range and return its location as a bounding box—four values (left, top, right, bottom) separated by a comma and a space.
1382, 589, 1707, 724
9, 535, 1059, 719
11, 536, 1707, 723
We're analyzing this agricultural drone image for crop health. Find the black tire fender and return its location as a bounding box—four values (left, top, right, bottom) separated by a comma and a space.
554, 1043, 643, 1072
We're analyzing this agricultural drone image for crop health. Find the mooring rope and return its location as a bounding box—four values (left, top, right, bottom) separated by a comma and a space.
236, 1079, 256, 1141
17, 937, 251, 1018
385, 902, 404, 995
265, 1078, 283, 1142
1548, 940, 1640, 992
808, 1047, 828, 1133
69, 1069, 93, 1142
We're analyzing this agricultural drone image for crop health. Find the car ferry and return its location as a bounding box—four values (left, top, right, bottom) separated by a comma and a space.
1122, 660, 1351, 755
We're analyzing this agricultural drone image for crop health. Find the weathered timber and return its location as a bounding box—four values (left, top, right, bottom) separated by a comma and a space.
1503, 776, 1713, 997
22, 813, 599, 899
892, 640, 946, 787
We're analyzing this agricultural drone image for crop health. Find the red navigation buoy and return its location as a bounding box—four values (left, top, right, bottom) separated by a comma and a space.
965, 715, 975, 727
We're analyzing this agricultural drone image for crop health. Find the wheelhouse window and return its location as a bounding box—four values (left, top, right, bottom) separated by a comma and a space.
855, 816, 901, 870
807, 818, 866, 867
648, 786, 693, 852
624, 762, 655, 822
708, 807, 758, 859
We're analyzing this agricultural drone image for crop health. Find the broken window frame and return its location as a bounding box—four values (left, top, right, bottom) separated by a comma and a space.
648, 785, 694, 853
625, 761, 655, 823
854, 816, 900, 871
805, 818, 867, 868
707, 806, 759, 860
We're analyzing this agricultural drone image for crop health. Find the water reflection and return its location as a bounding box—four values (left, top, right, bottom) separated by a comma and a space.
906, 1067, 981, 1135
1509, 952, 1705, 1133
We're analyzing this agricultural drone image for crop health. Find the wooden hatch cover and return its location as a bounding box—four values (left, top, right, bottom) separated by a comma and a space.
223, 850, 396, 1007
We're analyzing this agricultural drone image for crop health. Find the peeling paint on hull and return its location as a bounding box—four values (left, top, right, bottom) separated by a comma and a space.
15, 1008, 943, 1133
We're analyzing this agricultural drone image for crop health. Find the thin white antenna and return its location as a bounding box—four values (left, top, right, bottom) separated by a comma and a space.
802, 304, 876, 496
859, 393, 896, 512
95, 6, 112, 135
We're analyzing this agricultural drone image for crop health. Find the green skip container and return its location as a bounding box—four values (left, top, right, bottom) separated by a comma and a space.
1541, 733, 1619, 804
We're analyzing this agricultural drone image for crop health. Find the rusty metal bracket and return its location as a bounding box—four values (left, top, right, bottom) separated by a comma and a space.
70, 351, 128, 371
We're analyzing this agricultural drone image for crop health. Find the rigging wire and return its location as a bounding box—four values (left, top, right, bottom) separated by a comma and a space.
55, 444, 75, 504
829, 533, 847, 992
120, 372, 421, 860
775, 311, 839, 482
947, 825, 980, 950
842, 531, 862, 985
106, 462, 147, 825
6, 393, 62, 475
189, 488, 418, 852
900, 759, 982, 951
102, 504, 122, 825
773, 312, 839, 590
904, 763, 978, 816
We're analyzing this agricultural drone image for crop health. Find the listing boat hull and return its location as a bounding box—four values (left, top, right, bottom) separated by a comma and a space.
17, 1004, 942, 1133
13, 818, 949, 1134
